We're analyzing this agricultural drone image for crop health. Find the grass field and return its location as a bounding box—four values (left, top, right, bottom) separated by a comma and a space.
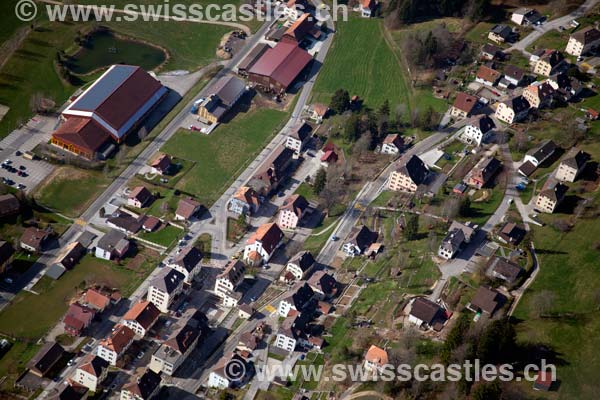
0, 0, 27, 46
311, 17, 411, 113
161, 108, 287, 205
34, 167, 109, 217
0, 253, 155, 339
512, 191, 600, 399
138, 223, 183, 248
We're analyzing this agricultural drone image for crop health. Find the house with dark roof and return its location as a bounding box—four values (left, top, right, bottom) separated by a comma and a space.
524, 140, 557, 167
556, 147, 589, 182
462, 115, 495, 146
274, 313, 311, 352
487, 256, 523, 284
95, 229, 130, 260
54, 242, 86, 270
284, 121, 312, 156
467, 156, 502, 188
20, 226, 53, 252
97, 324, 135, 365
495, 95, 530, 124
175, 197, 202, 221
277, 281, 315, 317
380, 134, 404, 155
208, 352, 250, 389
49, 383, 88, 400
147, 268, 185, 313
523, 81, 555, 109
72, 355, 108, 392
128, 186, 154, 208
248, 147, 295, 196
307, 270, 338, 300
343, 225, 377, 256
120, 369, 161, 400
511, 8, 544, 26
28, 342, 64, 377
150, 153, 172, 175
282, 13, 321, 43
488, 24, 513, 44
438, 228, 465, 260
149, 311, 209, 376
228, 186, 261, 216
467, 286, 506, 316
450, 92, 478, 119
503, 65, 526, 87
533, 49, 567, 76
481, 43, 504, 61
0, 194, 20, 219
106, 211, 144, 235
123, 301, 160, 337
387, 155, 429, 192
285, 250, 315, 281
215, 260, 246, 307
278, 194, 309, 230
535, 180, 568, 213
248, 40, 312, 93
498, 222, 526, 245
243, 222, 284, 265
168, 246, 202, 284
51, 65, 167, 160
566, 26, 600, 56
196, 75, 246, 124
408, 297, 446, 330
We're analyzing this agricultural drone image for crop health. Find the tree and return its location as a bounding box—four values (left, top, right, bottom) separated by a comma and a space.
441, 196, 460, 220
404, 214, 419, 241
313, 167, 327, 195
378, 99, 391, 119
459, 196, 471, 217
470, 382, 502, 400
329, 89, 350, 114
427, 230, 438, 253
344, 113, 361, 143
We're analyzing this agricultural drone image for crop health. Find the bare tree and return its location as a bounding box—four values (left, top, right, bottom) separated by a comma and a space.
440, 196, 460, 220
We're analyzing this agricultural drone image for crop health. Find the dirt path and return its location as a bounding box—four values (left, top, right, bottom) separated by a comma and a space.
38, 0, 252, 35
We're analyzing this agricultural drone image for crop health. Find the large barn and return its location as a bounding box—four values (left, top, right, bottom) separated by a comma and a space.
248, 41, 312, 94
51, 65, 167, 160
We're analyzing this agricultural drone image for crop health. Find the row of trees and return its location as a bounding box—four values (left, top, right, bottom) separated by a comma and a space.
385, 0, 490, 27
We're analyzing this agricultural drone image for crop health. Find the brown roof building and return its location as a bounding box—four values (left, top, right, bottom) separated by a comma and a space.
20, 226, 53, 252
0, 194, 20, 218
175, 197, 202, 221
248, 41, 312, 93
450, 92, 478, 118
475, 65, 501, 86
128, 186, 154, 208
282, 13, 321, 43
123, 301, 160, 337
28, 342, 64, 377
468, 286, 506, 316
84, 288, 111, 311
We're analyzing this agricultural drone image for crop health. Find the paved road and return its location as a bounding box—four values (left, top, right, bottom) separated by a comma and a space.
507, 0, 600, 56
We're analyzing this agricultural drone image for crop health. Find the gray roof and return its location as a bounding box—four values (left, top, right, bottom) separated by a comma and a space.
45, 264, 67, 280
440, 229, 465, 253
77, 231, 96, 248
73, 65, 138, 111
97, 229, 129, 252
560, 147, 589, 170
288, 121, 312, 141
288, 251, 315, 272
211, 76, 246, 107
397, 155, 429, 185
528, 140, 557, 164
151, 268, 185, 294
491, 24, 512, 38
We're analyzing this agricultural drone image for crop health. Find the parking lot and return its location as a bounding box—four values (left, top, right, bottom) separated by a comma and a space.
0, 153, 55, 194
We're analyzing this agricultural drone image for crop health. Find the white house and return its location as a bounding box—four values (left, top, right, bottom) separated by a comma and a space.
278, 194, 309, 230
95, 230, 130, 261
243, 222, 284, 266
380, 134, 404, 155
214, 260, 246, 307
208, 353, 249, 389
97, 324, 135, 366
284, 121, 312, 156
147, 268, 185, 313
285, 251, 315, 281
408, 297, 445, 330
120, 369, 161, 400
277, 282, 315, 317
274, 314, 310, 352
168, 246, 202, 284
72, 355, 108, 392
122, 301, 160, 338
342, 225, 376, 256
461, 115, 495, 146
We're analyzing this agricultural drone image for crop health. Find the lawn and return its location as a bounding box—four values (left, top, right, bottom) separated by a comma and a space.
0, 339, 41, 394
526, 29, 569, 53
195, 233, 212, 260
311, 16, 411, 114
461, 186, 505, 226
0, 0, 27, 46
34, 167, 109, 218
294, 182, 317, 202
0, 253, 156, 339
138, 223, 183, 248
512, 191, 600, 399
161, 108, 287, 205
464, 22, 495, 45
302, 215, 339, 255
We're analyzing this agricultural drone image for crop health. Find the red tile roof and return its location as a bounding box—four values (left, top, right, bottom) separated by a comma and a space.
100, 324, 134, 353
246, 223, 284, 255
84, 288, 111, 311
123, 301, 160, 330
452, 92, 478, 114
249, 41, 312, 90
52, 117, 110, 155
